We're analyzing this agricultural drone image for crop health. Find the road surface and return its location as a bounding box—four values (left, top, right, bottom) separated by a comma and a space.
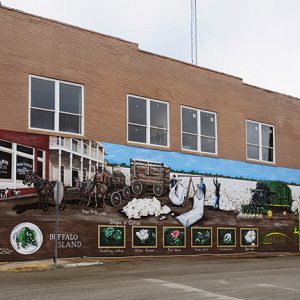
1, 256, 300, 299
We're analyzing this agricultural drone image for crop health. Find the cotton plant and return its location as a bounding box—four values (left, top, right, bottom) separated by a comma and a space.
136, 229, 149, 243
122, 197, 171, 219
244, 230, 256, 245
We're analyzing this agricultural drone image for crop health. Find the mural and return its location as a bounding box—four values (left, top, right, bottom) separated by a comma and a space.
0, 132, 300, 261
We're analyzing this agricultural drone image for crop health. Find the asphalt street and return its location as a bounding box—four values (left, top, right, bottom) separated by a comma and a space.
1, 256, 300, 300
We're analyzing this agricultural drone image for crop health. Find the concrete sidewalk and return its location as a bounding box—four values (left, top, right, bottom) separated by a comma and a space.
1, 252, 299, 272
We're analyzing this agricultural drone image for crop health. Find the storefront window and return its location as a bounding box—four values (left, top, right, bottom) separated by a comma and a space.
16, 156, 33, 180
0, 150, 12, 179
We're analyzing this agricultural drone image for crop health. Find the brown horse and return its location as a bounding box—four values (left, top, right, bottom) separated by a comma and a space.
23, 171, 66, 211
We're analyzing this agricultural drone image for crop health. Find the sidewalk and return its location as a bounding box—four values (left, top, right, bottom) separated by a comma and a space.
1, 252, 299, 272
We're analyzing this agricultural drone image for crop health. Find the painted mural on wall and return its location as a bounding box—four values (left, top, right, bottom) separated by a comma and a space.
1, 132, 300, 261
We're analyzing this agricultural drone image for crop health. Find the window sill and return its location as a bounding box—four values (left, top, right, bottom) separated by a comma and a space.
126, 141, 170, 151
27, 128, 84, 139
246, 158, 276, 165
181, 148, 218, 157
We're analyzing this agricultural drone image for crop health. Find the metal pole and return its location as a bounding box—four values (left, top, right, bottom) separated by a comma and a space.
191, 0, 194, 64
195, 0, 198, 65
54, 189, 59, 269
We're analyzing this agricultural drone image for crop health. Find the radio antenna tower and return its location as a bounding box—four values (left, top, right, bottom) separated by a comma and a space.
191, 0, 198, 65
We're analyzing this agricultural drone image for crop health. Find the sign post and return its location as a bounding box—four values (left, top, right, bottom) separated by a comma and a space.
53, 181, 64, 270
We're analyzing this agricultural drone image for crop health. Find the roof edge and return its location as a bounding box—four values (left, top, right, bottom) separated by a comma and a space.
138, 49, 243, 81
1, 5, 300, 101
242, 81, 300, 101
0, 5, 138, 48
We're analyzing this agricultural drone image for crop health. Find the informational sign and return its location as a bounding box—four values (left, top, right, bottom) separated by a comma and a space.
10, 222, 43, 255
0, 150, 12, 179
16, 156, 33, 180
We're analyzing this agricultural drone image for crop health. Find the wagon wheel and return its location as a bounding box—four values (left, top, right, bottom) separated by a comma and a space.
153, 182, 163, 197
122, 185, 131, 200
111, 191, 122, 207
132, 180, 143, 195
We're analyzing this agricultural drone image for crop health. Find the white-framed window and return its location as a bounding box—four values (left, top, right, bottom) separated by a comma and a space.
56, 137, 65, 147
83, 143, 89, 155
246, 120, 275, 163
29, 75, 84, 135
72, 139, 79, 152
37, 150, 45, 178
0, 140, 13, 180
127, 94, 169, 147
0, 140, 34, 181
181, 106, 217, 154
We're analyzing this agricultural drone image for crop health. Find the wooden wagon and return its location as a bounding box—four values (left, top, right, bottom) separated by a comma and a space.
105, 168, 131, 207
130, 159, 170, 197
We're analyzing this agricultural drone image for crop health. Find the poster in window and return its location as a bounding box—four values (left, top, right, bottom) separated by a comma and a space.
16, 156, 33, 180
0, 150, 12, 179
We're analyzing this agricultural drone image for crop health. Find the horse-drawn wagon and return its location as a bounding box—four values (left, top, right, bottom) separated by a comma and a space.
105, 168, 131, 207
130, 159, 170, 197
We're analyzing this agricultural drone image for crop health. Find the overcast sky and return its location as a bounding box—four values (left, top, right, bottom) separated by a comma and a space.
3, 0, 300, 98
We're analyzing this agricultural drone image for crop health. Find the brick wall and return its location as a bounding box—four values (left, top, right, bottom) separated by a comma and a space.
0, 6, 299, 170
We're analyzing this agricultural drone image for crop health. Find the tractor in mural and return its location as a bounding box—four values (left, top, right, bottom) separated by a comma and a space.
249, 181, 293, 213
130, 159, 170, 197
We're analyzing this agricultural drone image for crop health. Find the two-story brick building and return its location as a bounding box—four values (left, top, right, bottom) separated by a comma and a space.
1, 5, 300, 260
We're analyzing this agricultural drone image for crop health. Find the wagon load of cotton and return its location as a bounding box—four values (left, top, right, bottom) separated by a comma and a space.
122, 197, 171, 219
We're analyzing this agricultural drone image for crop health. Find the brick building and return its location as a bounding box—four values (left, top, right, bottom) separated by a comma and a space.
0, 5, 299, 191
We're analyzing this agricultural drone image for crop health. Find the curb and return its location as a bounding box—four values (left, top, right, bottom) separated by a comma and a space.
0, 261, 105, 272
64, 262, 104, 268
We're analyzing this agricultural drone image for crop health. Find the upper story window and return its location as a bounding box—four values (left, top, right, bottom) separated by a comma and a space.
246, 120, 275, 163
127, 95, 169, 147
30, 75, 83, 134
181, 106, 217, 154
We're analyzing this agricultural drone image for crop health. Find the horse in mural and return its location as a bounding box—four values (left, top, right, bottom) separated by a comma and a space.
74, 174, 108, 209
23, 171, 66, 211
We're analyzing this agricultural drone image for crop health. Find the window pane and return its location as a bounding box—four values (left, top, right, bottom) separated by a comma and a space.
262, 147, 274, 162
59, 113, 81, 134
247, 121, 259, 145
37, 161, 43, 178
128, 96, 146, 125
247, 144, 259, 160
262, 125, 274, 148
128, 124, 146, 143
200, 112, 216, 137
38, 150, 44, 158
31, 108, 55, 130
31, 77, 55, 110
0, 140, 12, 149
182, 133, 198, 151
0, 150, 12, 179
150, 101, 168, 129
182, 107, 198, 134
150, 128, 168, 146
16, 156, 33, 180
201, 137, 216, 153
60, 83, 82, 114
17, 145, 33, 155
